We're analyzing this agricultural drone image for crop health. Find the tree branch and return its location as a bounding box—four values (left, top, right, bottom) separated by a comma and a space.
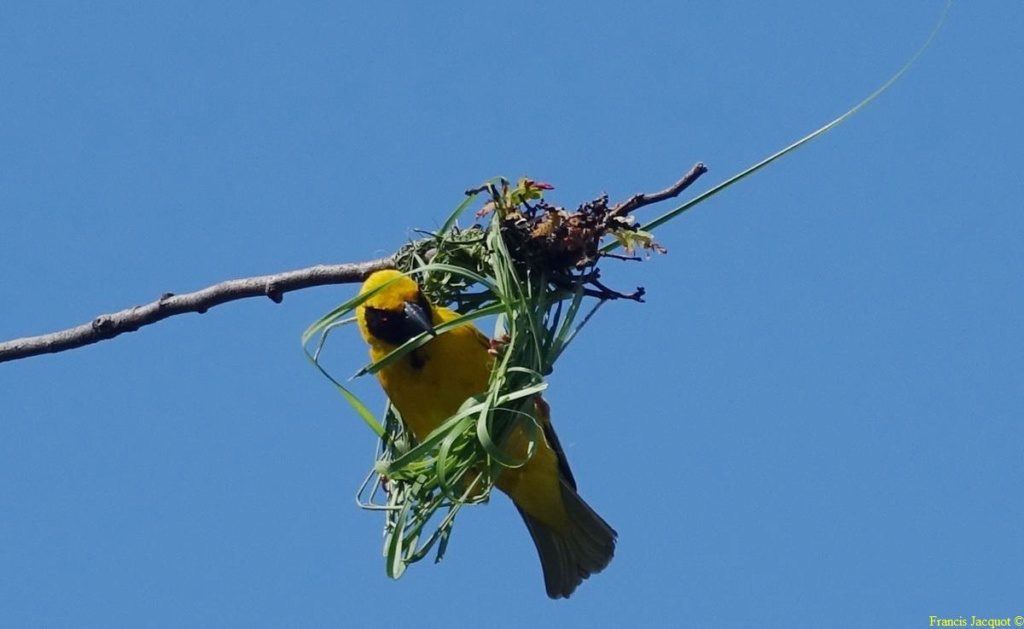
610, 162, 708, 217
2, 165, 710, 365
0, 257, 395, 364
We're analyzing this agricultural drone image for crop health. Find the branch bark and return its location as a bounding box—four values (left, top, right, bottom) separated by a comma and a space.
2, 165, 709, 365
0, 257, 395, 364
610, 162, 708, 217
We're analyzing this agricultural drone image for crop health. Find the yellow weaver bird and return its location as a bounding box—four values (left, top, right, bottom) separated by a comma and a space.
356, 269, 616, 599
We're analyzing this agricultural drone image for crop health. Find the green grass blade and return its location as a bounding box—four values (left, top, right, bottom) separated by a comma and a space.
439, 177, 503, 234
603, 0, 952, 250
303, 347, 386, 437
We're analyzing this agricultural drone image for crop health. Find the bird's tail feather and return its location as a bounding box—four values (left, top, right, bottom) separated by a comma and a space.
517, 480, 617, 599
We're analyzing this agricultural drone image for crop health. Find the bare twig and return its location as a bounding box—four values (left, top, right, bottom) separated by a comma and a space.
2, 167, 707, 365
582, 286, 646, 302
0, 257, 395, 364
610, 162, 708, 218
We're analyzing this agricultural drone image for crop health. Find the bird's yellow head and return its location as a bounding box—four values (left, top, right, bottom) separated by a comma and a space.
357, 270, 436, 349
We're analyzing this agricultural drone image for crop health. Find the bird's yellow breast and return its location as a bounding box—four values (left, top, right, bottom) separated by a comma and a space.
357, 274, 572, 534
370, 305, 492, 442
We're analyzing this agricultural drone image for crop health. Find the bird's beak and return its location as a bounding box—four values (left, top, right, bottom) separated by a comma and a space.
403, 301, 437, 337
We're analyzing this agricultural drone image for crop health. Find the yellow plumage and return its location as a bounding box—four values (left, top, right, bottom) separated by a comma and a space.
356, 269, 615, 598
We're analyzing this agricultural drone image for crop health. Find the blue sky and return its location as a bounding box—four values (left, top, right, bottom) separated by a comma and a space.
2, 1, 1021, 627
